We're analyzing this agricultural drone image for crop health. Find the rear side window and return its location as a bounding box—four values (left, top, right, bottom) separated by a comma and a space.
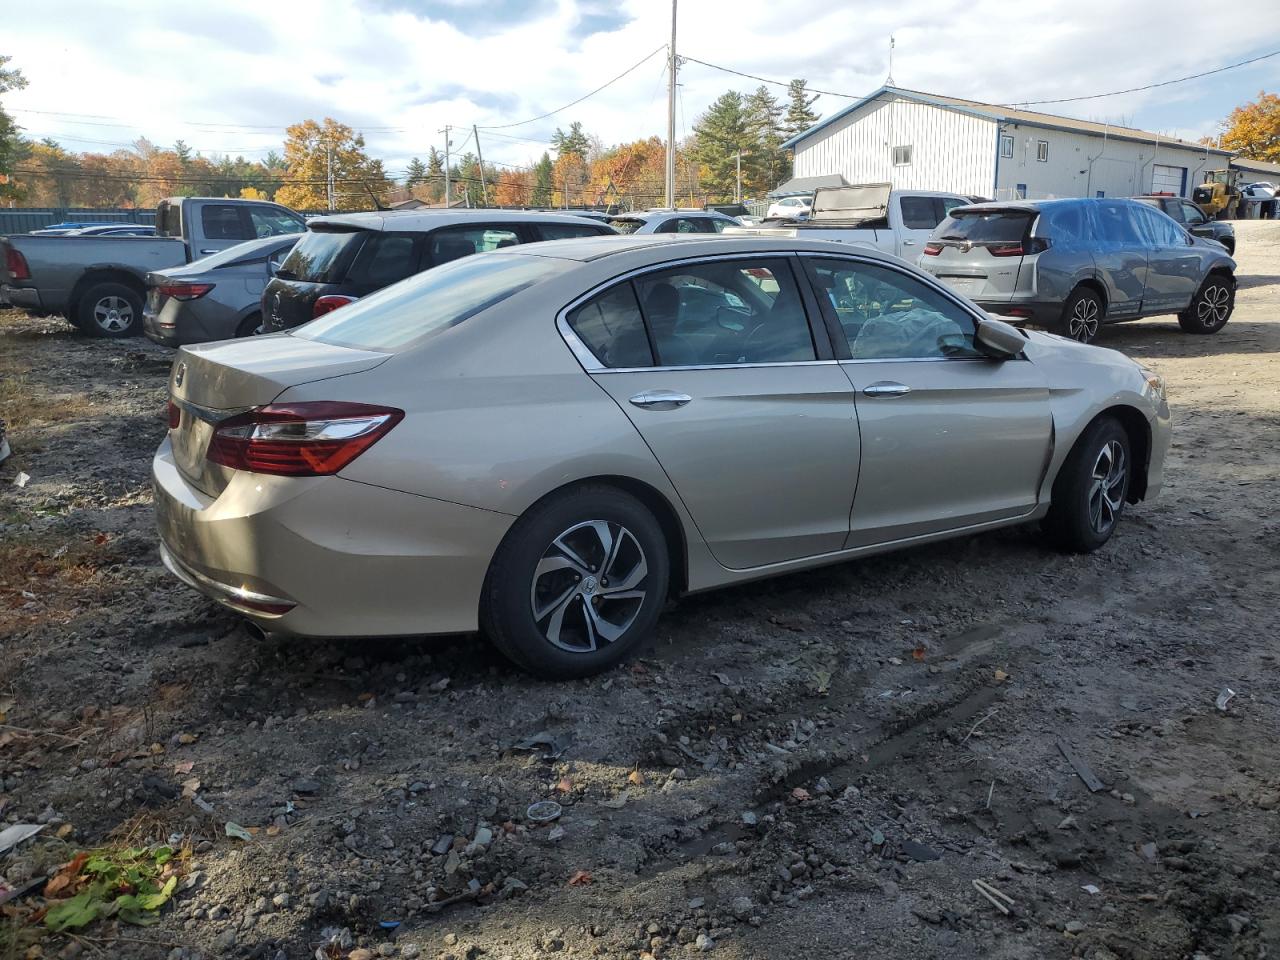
1036, 204, 1088, 242
900, 196, 942, 230
200, 205, 250, 242
348, 233, 419, 286
565, 285, 653, 368
280, 229, 367, 283
429, 226, 520, 266
536, 222, 612, 241
607, 218, 644, 234
936, 210, 1032, 243
250, 206, 304, 238
298, 254, 566, 351
1094, 202, 1144, 244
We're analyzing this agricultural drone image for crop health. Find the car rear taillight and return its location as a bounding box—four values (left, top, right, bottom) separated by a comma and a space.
206, 401, 403, 477
5, 247, 30, 281
167, 400, 181, 430
988, 237, 1050, 257
987, 243, 1024, 257
155, 282, 214, 300
922, 242, 943, 256
313, 294, 357, 318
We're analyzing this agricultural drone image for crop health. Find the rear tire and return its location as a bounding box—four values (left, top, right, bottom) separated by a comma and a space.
1042, 416, 1131, 553
235, 313, 264, 338
77, 282, 143, 338
481, 485, 670, 679
1054, 287, 1103, 343
1177, 275, 1234, 335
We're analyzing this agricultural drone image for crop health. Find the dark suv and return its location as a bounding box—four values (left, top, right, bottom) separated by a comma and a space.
262, 210, 616, 331
1132, 195, 1235, 255
919, 198, 1237, 343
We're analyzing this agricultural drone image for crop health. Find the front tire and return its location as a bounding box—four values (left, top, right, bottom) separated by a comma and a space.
481, 485, 670, 679
77, 282, 143, 338
1054, 287, 1103, 343
1043, 417, 1131, 553
1177, 275, 1234, 334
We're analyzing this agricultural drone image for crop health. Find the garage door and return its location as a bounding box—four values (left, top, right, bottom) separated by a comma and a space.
1152, 164, 1185, 196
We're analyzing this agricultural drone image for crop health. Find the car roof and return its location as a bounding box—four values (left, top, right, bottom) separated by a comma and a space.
954, 197, 1143, 214
489, 232, 913, 265
306, 209, 615, 232
608, 210, 736, 222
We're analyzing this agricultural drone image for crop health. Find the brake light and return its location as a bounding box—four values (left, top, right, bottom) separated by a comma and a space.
155, 282, 214, 300
987, 243, 1024, 257
206, 402, 403, 477
922, 242, 943, 256
313, 294, 356, 318
5, 247, 30, 281
167, 400, 181, 430
988, 237, 1050, 257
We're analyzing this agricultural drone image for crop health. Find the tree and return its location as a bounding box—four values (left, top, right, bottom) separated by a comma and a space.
174, 140, 193, 166
275, 117, 384, 211
782, 79, 820, 140
0, 54, 28, 200
691, 91, 752, 198
239, 185, 267, 200
552, 121, 591, 161
745, 85, 790, 193
1216, 91, 1280, 163
405, 156, 428, 186
532, 152, 554, 206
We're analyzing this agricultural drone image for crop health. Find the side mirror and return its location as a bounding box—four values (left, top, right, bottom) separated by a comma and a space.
975, 316, 1026, 359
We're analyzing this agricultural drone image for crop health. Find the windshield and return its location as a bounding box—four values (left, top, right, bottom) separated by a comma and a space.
607, 218, 645, 234
279, 229, 367, 283
297, 253, 568, 351
936, 210, 1033, 243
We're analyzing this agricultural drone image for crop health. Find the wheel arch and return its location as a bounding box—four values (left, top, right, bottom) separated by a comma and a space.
1073, 277, 1108, 312
68, 268, 146, 318
1083, 405, 1151, 503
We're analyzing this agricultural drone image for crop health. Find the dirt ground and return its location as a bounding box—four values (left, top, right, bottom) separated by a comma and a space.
2, 221, 1279, 960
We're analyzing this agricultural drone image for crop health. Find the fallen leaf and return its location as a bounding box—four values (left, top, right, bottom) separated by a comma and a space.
266, 825, 281, 837
994, 669, 1009, 682
173, 761, 194, 774
181, 778, 201, 799
629, 662, 648, 676
177, 733, 197, 745
93, 533, 108, 546
790, 787, 811, 802
556, 777, 574, 794
628, 768, 646, 787
912, 646, 926, 662
567, 870, 593, 886
43, 852, 89, 898
56, 824, 74, 839
148, 743, 165, 756
224, 822, 253, 841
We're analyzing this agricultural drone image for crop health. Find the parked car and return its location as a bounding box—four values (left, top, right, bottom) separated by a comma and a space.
918, 198, 1237, 343
604, 210, 741, 235
1, 197, 305, 337
1133, 195, 1235, 254
261, 209, 616, 332
60, 224, 157, 238
155, 233, 1170, 678
732, 183, 971, 260
143, 235, 300, 347
28, 221, 107, 235
766, 196, 813, 219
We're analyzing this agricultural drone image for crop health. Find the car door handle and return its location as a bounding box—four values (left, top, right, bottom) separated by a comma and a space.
902, 239, 917, 246
199, 249, 217, 255
629, 390, 693, 410
863, 381, 911, 398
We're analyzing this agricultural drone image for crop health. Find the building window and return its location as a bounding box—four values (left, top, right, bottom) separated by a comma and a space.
892, 145, 912, 166
999, 134, 1014, 159
1016, 183, 1027, 199
1036, 140, 1049, 162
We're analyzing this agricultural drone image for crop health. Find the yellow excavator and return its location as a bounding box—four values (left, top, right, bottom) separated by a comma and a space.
1192, 170, 1241, 220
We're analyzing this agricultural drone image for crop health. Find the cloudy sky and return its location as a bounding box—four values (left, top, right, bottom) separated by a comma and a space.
4, 0, 1277, 180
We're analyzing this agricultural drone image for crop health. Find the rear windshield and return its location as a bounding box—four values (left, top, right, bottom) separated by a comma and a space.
607, 218, 645, 234
296, 253, 567, 351
156, 201, 182, 238
935, 210, 1033, 243
279, 228, 367, 284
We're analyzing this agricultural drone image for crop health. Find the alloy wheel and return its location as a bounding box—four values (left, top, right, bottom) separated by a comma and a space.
1196, 284, 1231, 327
93, 296, 134, 334
1067, 297, 1100, 342
530, 520, 648, 653
1088, 440, 1127, 535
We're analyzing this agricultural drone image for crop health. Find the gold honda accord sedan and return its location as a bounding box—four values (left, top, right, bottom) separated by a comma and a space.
154, 235, 1170, 677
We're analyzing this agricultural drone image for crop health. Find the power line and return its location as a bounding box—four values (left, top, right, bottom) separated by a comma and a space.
476, 45, 667, 130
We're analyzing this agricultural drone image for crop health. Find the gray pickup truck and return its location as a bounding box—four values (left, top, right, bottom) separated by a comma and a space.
1, 197, 305, 337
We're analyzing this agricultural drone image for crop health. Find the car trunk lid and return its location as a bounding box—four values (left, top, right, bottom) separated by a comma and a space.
919, 207, 1037, 301
167, 335, 390, 496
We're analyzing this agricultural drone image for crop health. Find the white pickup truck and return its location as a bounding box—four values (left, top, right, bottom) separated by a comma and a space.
727, 183, 972, 260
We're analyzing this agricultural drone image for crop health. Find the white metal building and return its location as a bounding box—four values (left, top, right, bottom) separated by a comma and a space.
781, 86, 1234, 202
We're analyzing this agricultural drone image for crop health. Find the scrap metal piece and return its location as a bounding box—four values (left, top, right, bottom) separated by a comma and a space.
1057, 739, 1105, 793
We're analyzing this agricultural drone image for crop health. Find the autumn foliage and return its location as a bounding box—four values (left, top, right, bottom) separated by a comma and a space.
1215, 91, 1280, 163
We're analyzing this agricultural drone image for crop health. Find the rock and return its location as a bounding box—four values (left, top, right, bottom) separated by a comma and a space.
212, 929, 237, 955
292, 779, 321, 795
1256, 793, 1279, 810
688, 897, 705, 910
473, 826, 493, 847
1065, 920, 1086, 935
1138, 842, 1159, 863
402, 948, 421, 959
272, 893, 291, 909
901, 840, 941, 862
741, 811, 758, 826
444, 933, 458, 946
378, 945, 396, 958
1226, 914, 1251, 934
431, 834, 454, 855
695, 933, 716, 951
348, 950, 375, 960
730, 896, 754, 919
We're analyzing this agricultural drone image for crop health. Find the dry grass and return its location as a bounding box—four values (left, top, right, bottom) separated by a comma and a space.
0, 359, 100, 430
0, 534, 124, 643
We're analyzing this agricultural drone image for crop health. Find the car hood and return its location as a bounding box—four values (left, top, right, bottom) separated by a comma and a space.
1018, 327, 1144, 376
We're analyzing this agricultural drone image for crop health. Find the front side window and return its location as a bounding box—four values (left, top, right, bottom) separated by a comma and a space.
348, 233, 419, 286
428, 226, 519, 265
807, 258, 980, 360
536, 222, 611, 240
200, 204, 250, 241
892, 145, 913, 166
1131, 204, 1187, 246
634, 259, 815, 366
1179, 201, 1207, 225
565, 284, 652, 369
999, 134, 1014, 159
250, 206, 305, 238
1036, 140, 1049, 162
1094, 202, 1144, 244
1159, 199, 1186, 223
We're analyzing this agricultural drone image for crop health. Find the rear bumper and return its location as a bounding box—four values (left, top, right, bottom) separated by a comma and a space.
973, 298, 1063, 325
151, 436, 515, 636
1, 285, 42, 311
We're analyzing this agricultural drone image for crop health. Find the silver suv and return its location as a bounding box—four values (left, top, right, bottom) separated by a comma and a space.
918, 198, 1237, 342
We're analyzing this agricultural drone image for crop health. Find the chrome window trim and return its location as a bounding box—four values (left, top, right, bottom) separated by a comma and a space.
555, 251, 830, 373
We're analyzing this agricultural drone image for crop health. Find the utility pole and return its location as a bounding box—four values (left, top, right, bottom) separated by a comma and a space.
472, 124, 489, 207
440, 125, 452, 207
665, 0, 677, 210
735, 150, 742, 204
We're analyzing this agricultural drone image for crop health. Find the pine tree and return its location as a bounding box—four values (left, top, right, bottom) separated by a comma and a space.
782, 79, 820, 140
551, 121, 591, 161
0, 55, 27, 201
690, 91, 751, 198
173, 140, 193, 167
532, 152, 555, 206
744, 85, 789, 193
405, 156, 428, 186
